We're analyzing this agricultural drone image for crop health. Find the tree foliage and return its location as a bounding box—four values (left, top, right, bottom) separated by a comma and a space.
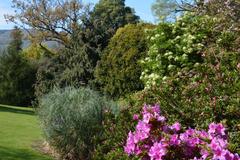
90, 0, 139, 52
6, 0, 91, 48
151, 0, 197, 22
34, 34, 100, 100
197, 0, 240, 31
34, 0, 140, 100
6, 0, 139, 50
22, 43, 55, 60
94, 23, 154, 98
0, 27, 37, 106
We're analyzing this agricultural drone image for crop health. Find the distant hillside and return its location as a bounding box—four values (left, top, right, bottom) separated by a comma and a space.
0, 29, 59, 52
0, 30, 31, 50
0, 30, 13, 50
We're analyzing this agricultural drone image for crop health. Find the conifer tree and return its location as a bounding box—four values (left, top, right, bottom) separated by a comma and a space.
0, 27, 36, 106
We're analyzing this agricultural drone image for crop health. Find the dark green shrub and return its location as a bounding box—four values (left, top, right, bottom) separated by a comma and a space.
0, 51, 37, 106
94, 23, 154, 98
38, 87, 118, 160
34, 57, 59, 101
34, 42, 97, 102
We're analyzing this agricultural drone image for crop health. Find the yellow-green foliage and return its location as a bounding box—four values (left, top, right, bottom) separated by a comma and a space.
94, 23, 155, 98
22, 44, 55, 60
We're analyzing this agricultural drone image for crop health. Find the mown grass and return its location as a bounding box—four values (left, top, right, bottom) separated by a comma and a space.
0, 104, 52, 160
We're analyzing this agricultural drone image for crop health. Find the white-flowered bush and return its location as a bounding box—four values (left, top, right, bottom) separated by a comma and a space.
140, 14, 217, 89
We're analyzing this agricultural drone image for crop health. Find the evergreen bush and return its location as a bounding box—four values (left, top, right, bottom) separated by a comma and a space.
94, 23, 154, 98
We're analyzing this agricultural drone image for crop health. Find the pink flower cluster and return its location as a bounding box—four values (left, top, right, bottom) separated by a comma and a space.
124, 104, 240, 160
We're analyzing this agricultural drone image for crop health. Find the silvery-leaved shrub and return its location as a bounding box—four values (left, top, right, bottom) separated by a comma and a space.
38, 87, 118, 160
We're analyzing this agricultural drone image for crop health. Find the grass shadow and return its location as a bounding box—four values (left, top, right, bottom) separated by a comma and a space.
0, 146, 51, 160
0, 105, 35, 116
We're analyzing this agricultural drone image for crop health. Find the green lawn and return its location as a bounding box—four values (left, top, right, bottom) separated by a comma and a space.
0, 104, 53, 160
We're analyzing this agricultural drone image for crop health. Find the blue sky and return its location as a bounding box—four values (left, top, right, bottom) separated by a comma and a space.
0, 0, 156, 30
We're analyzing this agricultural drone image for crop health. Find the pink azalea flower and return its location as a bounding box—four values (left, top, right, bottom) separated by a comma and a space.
149, 142, 167, 160
133, 114, 139, 120
169, 134, 180, 145
124, 104, 240, 160
170, 122, 181, 131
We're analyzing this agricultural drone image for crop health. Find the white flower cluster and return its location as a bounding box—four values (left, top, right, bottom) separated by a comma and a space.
140, 14, 209, 89
140, 71, 160, 89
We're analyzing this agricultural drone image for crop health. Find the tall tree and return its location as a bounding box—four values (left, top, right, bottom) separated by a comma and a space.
34, 0, 140, 100
90, 0, 140, 52
0, 27, 37, 106
5, 0, 90, 48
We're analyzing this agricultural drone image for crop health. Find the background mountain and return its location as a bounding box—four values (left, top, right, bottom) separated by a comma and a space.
0, 30, 14, 50
0, 29, 59, 52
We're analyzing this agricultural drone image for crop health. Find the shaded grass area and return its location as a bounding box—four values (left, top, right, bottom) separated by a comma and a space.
0, 104, 52, 160
0, 104, 35, 115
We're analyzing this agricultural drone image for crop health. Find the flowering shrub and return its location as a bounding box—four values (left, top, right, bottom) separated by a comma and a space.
140, 14, 217, 89
124, 104, 240, 160
137, 7, 240, 154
